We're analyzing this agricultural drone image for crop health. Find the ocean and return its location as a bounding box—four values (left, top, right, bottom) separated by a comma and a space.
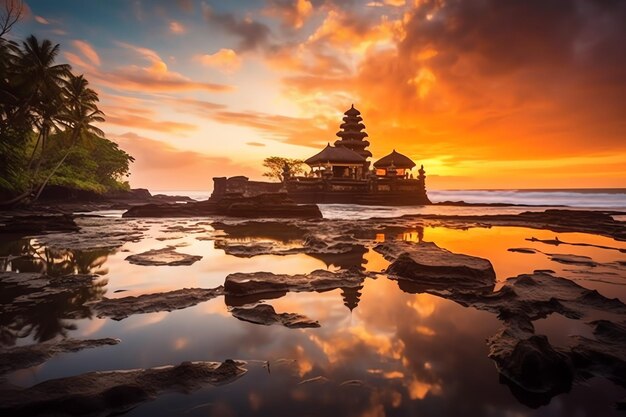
152, 189, 626, 220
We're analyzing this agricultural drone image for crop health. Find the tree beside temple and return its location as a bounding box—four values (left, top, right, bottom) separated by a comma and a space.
262, 156, 305, 181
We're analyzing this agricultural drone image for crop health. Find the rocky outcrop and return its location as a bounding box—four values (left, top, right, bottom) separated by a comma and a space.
93, 287, 224, 320
0, 338, 120, 375
125, 247, 203, 266
230, 304, 320, 328
393, 270, 626, 407
375, 241, 496, 291
0, 360, 247, 417
123, 193, 322, 219
224, 269, 365, 299
0, 214, 78, 236
399, 209, 626, 241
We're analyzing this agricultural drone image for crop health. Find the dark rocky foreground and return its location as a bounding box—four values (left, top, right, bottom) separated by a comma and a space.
0, 338, 120, 375
1, 207, 625, 414
0, 360, 247, 417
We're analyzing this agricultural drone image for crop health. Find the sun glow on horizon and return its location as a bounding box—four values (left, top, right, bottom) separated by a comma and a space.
13, 0, 626, 190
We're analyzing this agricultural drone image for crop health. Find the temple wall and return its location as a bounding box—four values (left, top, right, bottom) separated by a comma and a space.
211, 177, 284, 200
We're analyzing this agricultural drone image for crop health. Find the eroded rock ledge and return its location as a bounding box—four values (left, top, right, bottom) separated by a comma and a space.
386, 266, 626, 407
93, 287, 224, 320
225, 269, 365, 297
375, 241, 496, 291
0, 360, 247, 417
125, 247, 202, 266
398, 209, 626, 241
0, 338, 120, 376
231, 304, 320, 329
123, 193, 322, 219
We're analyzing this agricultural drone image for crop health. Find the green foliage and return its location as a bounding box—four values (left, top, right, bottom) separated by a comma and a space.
0, 25, 134, 202
262, 156, 305, 181
38, 132, 134, 193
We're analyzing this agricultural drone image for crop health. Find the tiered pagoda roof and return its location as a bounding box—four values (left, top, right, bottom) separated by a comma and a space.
305, 143, 366, 166
334, 105, 372, 160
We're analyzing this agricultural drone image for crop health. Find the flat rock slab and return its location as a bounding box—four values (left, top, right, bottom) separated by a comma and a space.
0, 360, 247, 417
93, 287, 224, 320
547, 253, 598, 267
0, 338, 120, 375
224, 269, 365, 298
231, 304, 320, 329
125, 247, 202, 266
0, 214, 78, 236
508, 248, 539, 254
375, 241, 496, 290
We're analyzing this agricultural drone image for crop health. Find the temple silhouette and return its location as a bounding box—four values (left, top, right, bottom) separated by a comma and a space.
285, 105, 430, 205
213, 105, 431, 206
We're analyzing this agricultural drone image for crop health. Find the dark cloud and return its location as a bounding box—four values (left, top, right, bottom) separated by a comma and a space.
395, 0, 626, 149
203, 4, 272, 52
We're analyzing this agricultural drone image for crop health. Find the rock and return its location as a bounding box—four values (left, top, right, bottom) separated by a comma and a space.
224, 269, 365, 302
122, 201, 217, 218
93, 287, 224, 320
508, 248, 538, 254
489, 331, 573, 398
36, 217, 146, 250
230, 304, 320, 328
0, 272, 106, 346
125, 247, 202, 266
527, 236, 626, 253
123, 193, 322, 219
211, 220, 307, 241
0, 214, 78, 236
411, 271, 626, 407
546, 253, 598, 267
398, 209, 626, 241
0, 338, 120, 375
570, 320, 626, 388
375, 241, 496, 291
0, 360, 247, 417
152, 193, 195, 203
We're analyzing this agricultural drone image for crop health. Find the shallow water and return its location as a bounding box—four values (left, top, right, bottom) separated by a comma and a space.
154, 189, 626, 210
1, 215, 626, 416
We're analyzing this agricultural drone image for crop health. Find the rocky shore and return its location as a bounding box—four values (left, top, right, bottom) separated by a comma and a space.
0, 204, 625, 415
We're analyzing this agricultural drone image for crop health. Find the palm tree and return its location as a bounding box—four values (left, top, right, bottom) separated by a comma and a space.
33, 74, 105, 201
17, 35, 71, 162
0, 36, 71, 205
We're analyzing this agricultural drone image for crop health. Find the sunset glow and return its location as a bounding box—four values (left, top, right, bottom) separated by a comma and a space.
11, 0, 626, 190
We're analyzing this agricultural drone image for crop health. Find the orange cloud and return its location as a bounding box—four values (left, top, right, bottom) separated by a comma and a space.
268, 0, 626, 188
265, 0, 313, 29
72, 40, 101, 66
68, 42, 234, 94
105, 113, 197, 134
112, 133, 261, 189
195, 48, 241, 73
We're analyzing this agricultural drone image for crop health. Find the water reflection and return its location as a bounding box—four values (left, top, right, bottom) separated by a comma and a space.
0, 240, 113, 346
2, 219, 626, 416
0, 238, 114, 277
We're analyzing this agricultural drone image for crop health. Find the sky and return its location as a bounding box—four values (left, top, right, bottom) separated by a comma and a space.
9, 0, 626, 190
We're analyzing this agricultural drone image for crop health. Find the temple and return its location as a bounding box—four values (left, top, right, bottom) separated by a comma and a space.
284, 105, 430, 205
212, 105, 431, 206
